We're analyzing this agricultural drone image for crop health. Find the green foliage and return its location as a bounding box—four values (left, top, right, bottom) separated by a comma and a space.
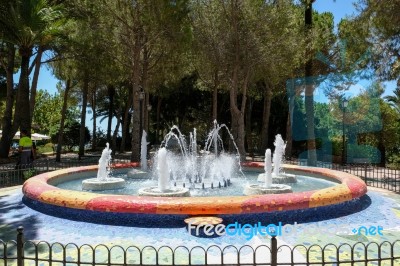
52, 121, 90, 151
0, 0, 65, 48
384, 88, 400, 115
32, 89, 79, 136
23, 168, 37, 179
387, 153, 400, 169
152, 73, 211, 133
339, 0, 400, 82
37, 142, 54, 154
347, 143, 381, 163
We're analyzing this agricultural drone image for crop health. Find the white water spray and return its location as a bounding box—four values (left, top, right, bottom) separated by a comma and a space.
140, 130, 148, 171
264, 149, 272, 188
157, 148, 169, 192
273, 134, 286, 177
97, 143, 112, 181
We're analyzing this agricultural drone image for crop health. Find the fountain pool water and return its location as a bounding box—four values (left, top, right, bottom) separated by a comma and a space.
55, 168, 335, 196
81, 143, 126, 190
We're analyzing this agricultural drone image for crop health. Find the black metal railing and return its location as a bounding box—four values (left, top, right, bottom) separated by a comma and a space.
0, 157, 131, 188
1, 227, 400, 266
285, 158, 400, 193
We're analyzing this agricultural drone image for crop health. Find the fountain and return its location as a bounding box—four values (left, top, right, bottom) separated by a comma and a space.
81, 143, 126, 190
138, 147, 190, 197
126, 131, 148, 178
244, 149, 293, 195
156, 121, 238, 190
22, 121, 367, 218
140, 130, 148, 171
257, 134, 297, 183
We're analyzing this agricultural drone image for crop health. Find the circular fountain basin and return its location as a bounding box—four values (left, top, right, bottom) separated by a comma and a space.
22, 162, 367, 216
138, 186, 190, 197
82, 178, 126, 191
244, 183, 293, 195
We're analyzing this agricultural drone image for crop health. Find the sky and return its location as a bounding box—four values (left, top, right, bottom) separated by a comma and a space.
19, 0, 396, 133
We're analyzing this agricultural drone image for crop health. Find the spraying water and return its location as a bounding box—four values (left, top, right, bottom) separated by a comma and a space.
157, 148, 169, 192
264, 149, 272, 188
273, 134, 286, 177
244, 147, 292, 195
158, 121, 242, 189
97, 143, 112, 181
140, 130, 148, 171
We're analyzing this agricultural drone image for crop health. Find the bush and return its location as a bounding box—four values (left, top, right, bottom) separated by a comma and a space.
23, 169, 37, 179
37, 143, 54, 154
346, 143, 381, 163
52, 121, 91, 151
387, 152, 400, 169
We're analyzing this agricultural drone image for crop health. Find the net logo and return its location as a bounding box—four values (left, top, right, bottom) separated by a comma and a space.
187, 222, 384, 240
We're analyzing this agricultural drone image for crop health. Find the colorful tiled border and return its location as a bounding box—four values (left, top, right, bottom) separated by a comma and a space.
22, 162, 367, 215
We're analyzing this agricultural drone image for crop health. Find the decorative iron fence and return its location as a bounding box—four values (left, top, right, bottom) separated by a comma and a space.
1, 227, 400, 266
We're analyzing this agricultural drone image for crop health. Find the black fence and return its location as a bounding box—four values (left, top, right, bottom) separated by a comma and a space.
286, 158, 400, 193
0, 157, 130, 188
1, 227, 399, 266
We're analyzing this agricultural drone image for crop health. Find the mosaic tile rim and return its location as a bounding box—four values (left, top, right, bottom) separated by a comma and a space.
22, 162, 367, 215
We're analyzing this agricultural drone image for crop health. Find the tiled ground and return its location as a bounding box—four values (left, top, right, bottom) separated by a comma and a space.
1, 186, 400, 265
1, 186, 399, 247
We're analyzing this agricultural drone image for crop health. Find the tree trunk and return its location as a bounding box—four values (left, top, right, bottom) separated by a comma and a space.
91, 87, 97, 151
156, 97, 162, 144
14, 48, 32, 134
305, 1, 317, 166
56, 79, 71, 162
130, 87, 141, 162
230, 107, 246, 159
130, 35, 142, 162
286, 84, 296, 159
120, 90, 132, 153
29, 46, 43, 123
229, 68, 247, 159
285, 111, 293, 159
305, 85, 317, 165
212, 70, 219, 121
229, 1, 247, 160
261, 82, 272, 150
378, 131, 385, 167
0, 43, 16, 158
144, 92, 150, 133
107, 85, 115, 143
78, 77, 89, 159
142, 44, 150, 134
245, 98, 253, 156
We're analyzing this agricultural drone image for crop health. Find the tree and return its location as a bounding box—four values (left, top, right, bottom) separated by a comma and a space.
338, 0, 400, 85
107, 0, 191, 161
32, 89, 77, 136
0, 41, 16, 158
0, 0, 64, 157
190, 0, 226, 122
52, 120, 90, 151
385, 87, 400, 116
